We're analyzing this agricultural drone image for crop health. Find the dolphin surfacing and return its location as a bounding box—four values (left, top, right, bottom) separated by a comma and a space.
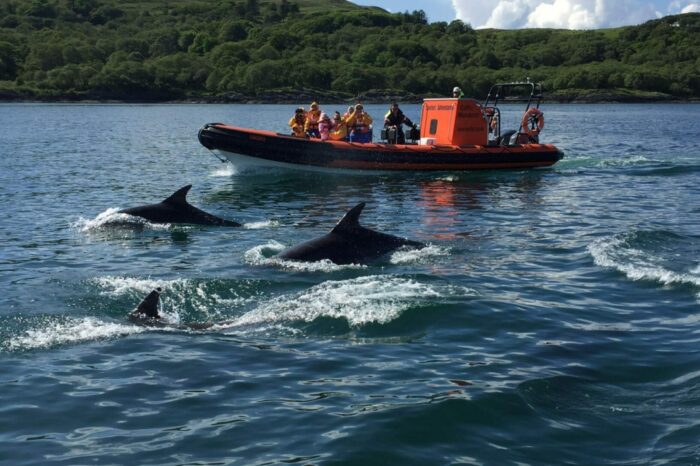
277, 202, 424, 265
128, 288, 213, 330
119, 185, 241, 226
128, 288, 163, 325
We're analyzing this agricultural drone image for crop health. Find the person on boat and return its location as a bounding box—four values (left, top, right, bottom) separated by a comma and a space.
305, 102, 322, 138
347, 104, 373, 143
452, 86, 464, 98
289, 107, 307, 138
318, 113, 334, 141
329, 111, 348, 141
383, 102, 415, 144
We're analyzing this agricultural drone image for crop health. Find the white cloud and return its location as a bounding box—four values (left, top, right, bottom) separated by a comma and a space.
450, 0, 694, 29
525, 0, 599, 29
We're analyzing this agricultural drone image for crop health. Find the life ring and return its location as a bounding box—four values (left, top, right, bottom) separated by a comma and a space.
521, 107, 544, 137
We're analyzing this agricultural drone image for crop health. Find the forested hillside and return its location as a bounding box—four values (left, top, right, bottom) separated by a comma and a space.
0, 0, 698, 101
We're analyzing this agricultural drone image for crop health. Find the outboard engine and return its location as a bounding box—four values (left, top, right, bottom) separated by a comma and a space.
380, 126, 400, 144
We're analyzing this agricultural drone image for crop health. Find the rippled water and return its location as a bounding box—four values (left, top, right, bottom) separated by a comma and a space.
1, 103, 699, 465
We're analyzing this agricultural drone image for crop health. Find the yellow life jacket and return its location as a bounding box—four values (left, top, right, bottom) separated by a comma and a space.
289, 116, 305, 137
330, 121, 348, 140
348, 112, 372, 133
305, 109, 321, 131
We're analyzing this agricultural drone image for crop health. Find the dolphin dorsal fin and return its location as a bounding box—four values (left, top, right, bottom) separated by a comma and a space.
134, 288, 161, 318
163, 185, 192, 205
332, 202, 366, 233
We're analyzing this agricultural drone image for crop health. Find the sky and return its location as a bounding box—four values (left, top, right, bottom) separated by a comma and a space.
351, 0, 700, 28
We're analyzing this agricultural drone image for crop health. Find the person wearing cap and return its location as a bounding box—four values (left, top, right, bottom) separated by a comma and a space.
383, 102, 415, 144
330, 111, 348, 141
305, 102, 322, 138
346, 103, 373, 143
289, 107, 307, 138
452, 87, 464, 98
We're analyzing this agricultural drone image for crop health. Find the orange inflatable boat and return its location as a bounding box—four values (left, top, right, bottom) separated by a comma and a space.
198, 82, 563, 172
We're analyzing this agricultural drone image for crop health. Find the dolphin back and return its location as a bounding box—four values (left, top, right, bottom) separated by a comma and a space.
278, 202, 424, 264
129, 288, 162, 323
119, 185, 241, 226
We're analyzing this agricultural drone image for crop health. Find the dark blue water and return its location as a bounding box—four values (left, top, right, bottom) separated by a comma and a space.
1, 103, 699, 465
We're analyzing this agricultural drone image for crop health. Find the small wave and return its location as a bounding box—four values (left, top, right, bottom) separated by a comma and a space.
244, 220, 280, 229
390, 245, 450, 265
4, 317, 145, 351
222, 275, 472, 329
244, 241, 367, 272
72, 208, 171, 232
597, 155, 651, 168
90, 275, 256, 323
589, 231, 700, 293
627, 164, 700, 177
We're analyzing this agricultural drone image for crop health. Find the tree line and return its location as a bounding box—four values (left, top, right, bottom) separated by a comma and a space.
0, 0, 698, 101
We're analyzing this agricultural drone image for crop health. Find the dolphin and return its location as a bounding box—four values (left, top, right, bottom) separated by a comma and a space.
277, 202, 424, 264
128, 288, 163, 325
128, 288, 213, 330
119, 185, 241, 226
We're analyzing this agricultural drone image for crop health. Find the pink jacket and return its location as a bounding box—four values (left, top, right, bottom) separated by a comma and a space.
319, 119, 334, 141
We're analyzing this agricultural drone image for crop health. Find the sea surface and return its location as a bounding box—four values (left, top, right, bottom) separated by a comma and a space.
1, 102, 699, 466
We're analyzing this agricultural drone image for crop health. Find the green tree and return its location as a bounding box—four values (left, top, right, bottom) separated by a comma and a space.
0, 42, 18, 80
220, 20, 249, 42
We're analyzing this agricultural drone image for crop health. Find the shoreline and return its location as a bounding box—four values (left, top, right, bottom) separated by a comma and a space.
1, 90, 697, 105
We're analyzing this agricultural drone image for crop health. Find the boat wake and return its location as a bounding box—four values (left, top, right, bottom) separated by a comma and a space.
589, 230, 700, 297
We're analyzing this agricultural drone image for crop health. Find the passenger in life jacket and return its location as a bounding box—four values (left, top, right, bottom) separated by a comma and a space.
318, 113, 333, 141
305, 102, 322, 138
342, 106, 354, 121
289, 107, 307, 138
346, 103, 373, 143
452, 86, 464, 98
383, 102, 415, 144
330, 111, 348, 141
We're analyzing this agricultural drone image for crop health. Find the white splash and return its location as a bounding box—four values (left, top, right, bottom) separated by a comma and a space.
244, 220, 280, 229
210, 163, 237, 177
243, 241, 367, 272
224, 275, 465, 329
5, 317, 145, 351
390, 245, 450, 265
91, 276, 189, 296
588, 236, 700, 291
598, 155, 651, 168
72, 208, 171, 232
